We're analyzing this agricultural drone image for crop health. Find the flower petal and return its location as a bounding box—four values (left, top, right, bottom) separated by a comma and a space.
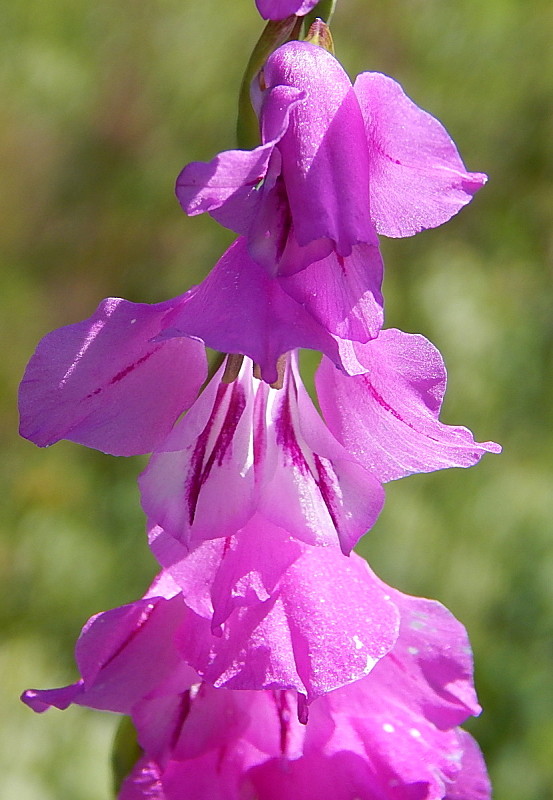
368, 583, 482, 728
175, 85, 303, 237
177, 548, 400, 703
19, 296, 207, 456
354, 72, 487, 237
159, 238, 343, 384
255, 0, 318, 20
149, 519, 303, 633
22, 590, 196, 715
258, 356, 385, 553
140, 363, 256, 549
316, 329, 501, 482
444, 731, 492, 800
264, 42, 376, 254
280, 242, 384, 342
120, 758, 165, 800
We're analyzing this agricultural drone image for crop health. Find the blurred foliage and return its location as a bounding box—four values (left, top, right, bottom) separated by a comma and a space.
1, 0, 552, 798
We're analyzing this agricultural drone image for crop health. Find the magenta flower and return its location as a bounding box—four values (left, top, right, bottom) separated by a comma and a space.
19, 301, 498, 567
23, 569, 489, 800
177, 41, 486, 276
140, 354, 384, 557
255, 0, 319, 20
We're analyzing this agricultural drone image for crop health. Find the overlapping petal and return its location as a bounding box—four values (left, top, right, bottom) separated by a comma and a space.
161, 237, 383, 381
23, 552, 400, 710
159, 238, 341, 384
18, 296, 207, 456
176, 84, 303, 238
141, 355, 384, 556
175, 547, 399, 704
26, 568, 487, 800
18, 236, 384, 453
152, 585, 487, 800
256, 0, 318, 20
263, 42, 376, 260
280, 241, 383, 341
353, 72, 487, 237
316, 329, 501, 482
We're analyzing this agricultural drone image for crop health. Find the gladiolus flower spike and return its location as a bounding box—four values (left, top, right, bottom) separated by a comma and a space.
19, 4, 499, 799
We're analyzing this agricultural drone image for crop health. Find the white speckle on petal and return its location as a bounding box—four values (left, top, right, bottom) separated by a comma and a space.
130, 318, 137, 324
352, 635, 364, 650
409, 728, 421, 738
364, 654, 377, 673
382, 723, 395, 733
407, 646, 419, 655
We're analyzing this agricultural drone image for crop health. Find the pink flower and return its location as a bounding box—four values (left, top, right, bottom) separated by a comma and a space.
177, 41, 486, 276
140, 337, 498, 580
140, 354, 384, 557
23, 569, 490, 800
255, 0, 319, 20
19, 305, 498, 578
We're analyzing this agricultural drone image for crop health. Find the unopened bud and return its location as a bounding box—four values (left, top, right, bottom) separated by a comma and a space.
304, 18, 334, 54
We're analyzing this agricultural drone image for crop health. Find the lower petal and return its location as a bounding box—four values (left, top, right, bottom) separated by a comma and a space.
316, 329, 501, 482
177, 548, 400, 703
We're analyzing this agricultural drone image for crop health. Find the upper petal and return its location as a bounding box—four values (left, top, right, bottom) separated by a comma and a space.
264, 42, 376, 255
255, 0, 318, 19
279, 242, 384, 342
316, 329, 501, 482
18, 296, 207, 456
354, 71, 487, 237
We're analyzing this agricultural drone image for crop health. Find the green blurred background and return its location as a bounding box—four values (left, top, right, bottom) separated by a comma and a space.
1, 0, 552, 797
